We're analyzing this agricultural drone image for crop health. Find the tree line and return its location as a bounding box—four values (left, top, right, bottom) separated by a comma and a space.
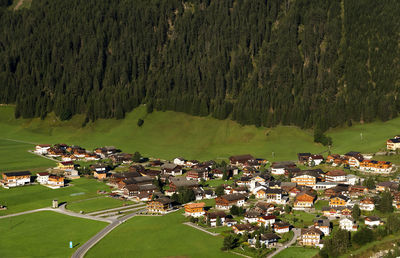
0, 0, 399, 131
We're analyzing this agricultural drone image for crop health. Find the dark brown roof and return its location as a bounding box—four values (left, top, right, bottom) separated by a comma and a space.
3, 171, 31, 177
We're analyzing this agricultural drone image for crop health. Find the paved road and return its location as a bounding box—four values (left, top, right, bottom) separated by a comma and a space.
0, 204, 114, 223
28, 150, 60, 162
71, 209, 146, 258
267, 228, 300, 258
183, 222, 220, 236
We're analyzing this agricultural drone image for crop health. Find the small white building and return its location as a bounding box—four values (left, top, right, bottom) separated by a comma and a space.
173, 157, 186, 166
37, 172, 50, 184
359, 198, 375, 211
339, 218, 358, 231
365, 216, 381, 227
35, 144, 51, 154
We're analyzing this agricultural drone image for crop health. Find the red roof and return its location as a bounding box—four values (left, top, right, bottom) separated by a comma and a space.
60, 161, 74, 165
37, 172, 49, 176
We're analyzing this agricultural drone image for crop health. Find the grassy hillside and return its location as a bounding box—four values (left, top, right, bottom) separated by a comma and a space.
0, 105, 399, 172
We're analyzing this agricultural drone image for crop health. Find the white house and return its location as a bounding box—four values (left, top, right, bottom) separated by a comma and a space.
37, 172, 50, 184
359, 198, 375, 211
173, 157, 186, 166
308, 155, 324, 166
258, 215, 276, 227
339, 218, 358, 231
387, 138, 400, 151
35, 144, 51, 154
365, 216, 381, 227
1, 171, 31, 188
313, 182, 338, 191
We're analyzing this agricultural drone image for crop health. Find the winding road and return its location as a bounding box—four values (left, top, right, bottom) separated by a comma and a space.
71, 209, 145, 258
267, 228, 301, 258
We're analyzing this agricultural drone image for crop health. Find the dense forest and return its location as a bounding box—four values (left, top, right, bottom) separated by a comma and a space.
0, 0, 399, 130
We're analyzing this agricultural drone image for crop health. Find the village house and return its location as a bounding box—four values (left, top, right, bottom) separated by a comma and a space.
360, 197, 375, 211
207, 211, 227, 226
313, 219, 331, 236
124, 184, 157, 198
186, 169, 209, 181
291, 170, 320, 187
254, 187, 267, 199
308, 155, 324, 166
47, 147, 64, 157
118, 175, 154, 190
359, 160, 393, 174
270, 161, 296, 175
94, 146, 118, 158
345, 151, 364, 168
376, 181, 398, 192
110, 153, 133, 164
393, 192, 400, 209
387, 137, 400, 151
147, 197, 172, 214
298, 153, 312, 163
324, 184, 349, 197
215, 194, 246, 209
300, 227, 323, 247
232, 224, 259, 235
57, 161, 74, 170
140, 169, 161, 179
248, 233, 280, 248
329, 194, 350, 207
265, 188, 286, 205
326, 154, 341, 164
161, 163, 183, 176
274, 221, 290, 233
322, 206, 352, 218
35, 144, 51, 154
339, 217, 358, 231
1, 171, 31, 188
211, 169, 224, 178
168, 177, 198, 193
313, 182, 338, 191
254, 202, 276, 215
349, 185, 369, 197
47, 175, 65, 188
185, 202, 205, 217
244, 209, 261, 223
365, 216, 382, 227
229, 154, 255, 167
258, 215, 276, 227
185, 160, 199, 167
325, 170, 347, 182
294, 191, 316, 210
236, 176, 252, 187
37, 172, 50, 184
173, 157, 186, 166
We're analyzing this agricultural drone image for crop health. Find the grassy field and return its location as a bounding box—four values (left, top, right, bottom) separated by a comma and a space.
274, 246, 319, 258
0, 138, 55, 172
66, 196, 129, 214
0, 211, 106, 258
314, 200, 329, 211
86, 210, 236, 258
0, 105, 399, 170
0, 178, 111, 215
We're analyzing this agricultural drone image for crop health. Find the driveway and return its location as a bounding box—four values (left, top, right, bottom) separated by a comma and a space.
267, 228, 300, 257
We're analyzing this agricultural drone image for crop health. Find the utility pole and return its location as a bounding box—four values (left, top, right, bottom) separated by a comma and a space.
360, 132, 363, 141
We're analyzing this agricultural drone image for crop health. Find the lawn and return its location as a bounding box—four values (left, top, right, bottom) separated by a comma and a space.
0, 178, 111, 215
0, 139, 55, 172
314, 200, 329, 210
274, 246, 319, 258
282, 211, 317, 228
0, 211, 106, 258
86, 210, 236, 258
66, 196, 129, 214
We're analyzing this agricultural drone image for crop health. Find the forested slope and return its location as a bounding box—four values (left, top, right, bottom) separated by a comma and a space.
0, 0, 399, 129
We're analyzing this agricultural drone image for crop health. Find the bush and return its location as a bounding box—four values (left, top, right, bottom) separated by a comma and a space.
137, 118, 144, 127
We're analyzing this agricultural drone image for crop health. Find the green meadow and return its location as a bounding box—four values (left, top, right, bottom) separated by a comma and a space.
0, 105, 399, 172
0, 211, 106, 258
66, 196, 129, 214
0, 178, 111, 215
0, 138, 54, 172
274, 246, 319, 258
86, 210, 235, 258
